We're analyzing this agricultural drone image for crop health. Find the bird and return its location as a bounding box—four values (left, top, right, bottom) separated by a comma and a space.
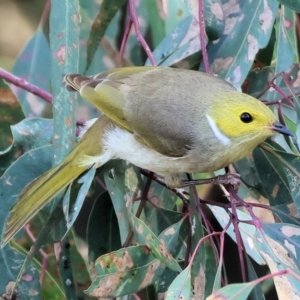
1, 66, 293, 246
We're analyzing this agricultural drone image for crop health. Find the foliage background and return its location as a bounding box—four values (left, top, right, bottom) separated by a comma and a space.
1, 0, 300, 299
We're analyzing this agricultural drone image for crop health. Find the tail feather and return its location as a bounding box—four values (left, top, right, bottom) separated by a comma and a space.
2, 159, 87, 246
2, 116, 111, 247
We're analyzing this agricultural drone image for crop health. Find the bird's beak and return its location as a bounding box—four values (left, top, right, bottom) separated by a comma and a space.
271, 122, 294, 137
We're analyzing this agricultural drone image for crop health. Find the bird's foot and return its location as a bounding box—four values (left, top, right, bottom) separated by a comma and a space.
181, 173, 241, 190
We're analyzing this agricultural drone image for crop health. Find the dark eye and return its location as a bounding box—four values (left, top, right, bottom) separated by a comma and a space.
240, 112, 253, 123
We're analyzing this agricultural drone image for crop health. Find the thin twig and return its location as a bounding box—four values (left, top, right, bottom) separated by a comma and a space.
198, 0, 209, 72
140, 169, 189, 202
0, 68, 52, 104
120, 20, 133, 60
24, 225, 48, 285
227, 185, 247, 282
128, 0, 156, 65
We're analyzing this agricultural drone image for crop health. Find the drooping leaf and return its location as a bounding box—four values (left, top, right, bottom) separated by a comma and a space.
85, 0, 126, 71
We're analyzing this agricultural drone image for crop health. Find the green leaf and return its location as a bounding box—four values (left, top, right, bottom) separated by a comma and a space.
184, 0, 225, 40
0, 245, 41, 299
69, 231, 93, 299
49, 1, 80, 298
85, 0, 126, 71
246, 256, 265, 300
129, 213, 182, 273
272, 6, 295, 73
164, 0, 190, 34
103, 162, 140, 244
253, 147, 293, 206
205, 0, 279, 86
208, 282, 257, 300
50, 0, 79, 165
247, 64, 300, 102
234, 156, 263, 195
145, 15, 201, 67
0, 118, 53, 175
158, 217, 188, 258
0, 146, 53, 298
270, 203, 300, 224
0, 146, 53, 240
12, 29, 51, 117
87, 191, 122, 262
165, 266, 191, 300
5, 118, 53, 153
261, 223, 300, 270
189, 187, 206, 292
268, 6, 296, 101
143, 202, 184, 237
13, 241, 65, 299
259, 145, 300, 211
63, 167, 96, 232
254, 227, 300, 297
276, 0, 300, 13
204, 243, 217, 298
144, 0, 166, 47
153, 216, 188, 293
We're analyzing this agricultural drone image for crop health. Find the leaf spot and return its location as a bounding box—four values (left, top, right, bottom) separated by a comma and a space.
247, 35, 259, 61
259, 0, 273, 34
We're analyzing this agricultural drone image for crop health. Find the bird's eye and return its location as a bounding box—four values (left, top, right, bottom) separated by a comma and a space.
240, 112, 253, 123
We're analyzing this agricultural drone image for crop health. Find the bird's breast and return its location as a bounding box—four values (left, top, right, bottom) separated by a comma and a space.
102, 126, 237, 176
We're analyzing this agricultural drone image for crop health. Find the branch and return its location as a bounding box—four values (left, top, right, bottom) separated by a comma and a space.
0, 68, 52, 104
198, 0, 209, 72
128, 0, 157, 66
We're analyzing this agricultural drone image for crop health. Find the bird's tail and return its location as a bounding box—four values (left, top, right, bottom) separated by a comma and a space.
2, 157, 87, 246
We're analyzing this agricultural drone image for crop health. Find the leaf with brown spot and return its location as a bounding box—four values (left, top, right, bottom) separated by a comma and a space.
86, 245, 165, 297
130, 213, 182, 272
205, 1, 279, 86
254, 225, 300, 299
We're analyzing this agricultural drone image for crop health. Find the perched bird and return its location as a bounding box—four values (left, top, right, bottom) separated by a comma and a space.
1, 66, 293, 246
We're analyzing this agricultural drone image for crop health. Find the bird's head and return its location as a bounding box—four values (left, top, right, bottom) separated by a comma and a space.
205, 92, 293, 153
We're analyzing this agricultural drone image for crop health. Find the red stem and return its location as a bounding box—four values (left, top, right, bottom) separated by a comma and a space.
128, 0, 156, 66
0, 68, 52, 104
120, 20, 133, 60
198, 0, 209, 72
25, 225, 48, 285
227, 186, 247, 282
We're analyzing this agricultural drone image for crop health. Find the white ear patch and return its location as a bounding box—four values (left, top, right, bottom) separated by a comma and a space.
206, 114, 230, 146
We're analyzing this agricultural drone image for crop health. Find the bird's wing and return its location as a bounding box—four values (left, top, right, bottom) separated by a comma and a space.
65, 67, 154, 134
65, 67, 197, 157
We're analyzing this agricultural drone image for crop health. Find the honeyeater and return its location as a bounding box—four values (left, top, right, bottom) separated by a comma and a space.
1, 66, 293, 246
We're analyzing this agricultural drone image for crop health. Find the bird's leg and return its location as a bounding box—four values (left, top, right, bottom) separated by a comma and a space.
181, 173, 241, 189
